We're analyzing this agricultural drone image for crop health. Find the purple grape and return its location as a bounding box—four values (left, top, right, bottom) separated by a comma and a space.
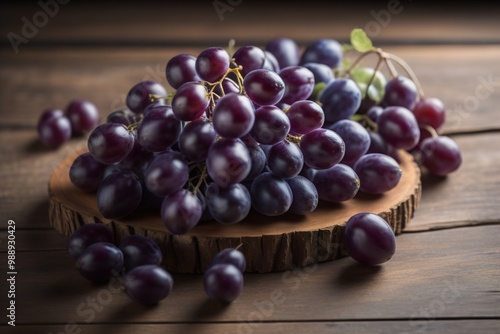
139, 183, 165, 211
265, 38, 300, 69
300, 39, 343, 68
76, 242, 124, 282
166, 54, 201, 89
299, 165, 316, 182
302, 62, 334, 84
319, 78, 361, 124
206, 138, 251, 187
232, 45, 266, 77
65, 99, 100, 135
67, 224, 114, 261
106, 109, 137, 125
250, 172, 292, 216
245, 145, 266, 180
367, 131, 389, 155
69, 152, 106, 192
171, 81, 210, 121
411, 126, 434, 154
279, 66, 315, 104
377, 106, 420, 150
179, 118, 217, 162
213, 77, 241, 97
204, 264, 243, 303
97, 170, 142, 219
412, 97, 446, 130
250, 105, 290, 145
285, 176, 318, 215
205, 182, 251, 224
327, 120, 371, 165
212, 93, 255, 138
136, 105, 182, 152
263, 51, 280, 72
266, 140, 304, 179
38, 108, 63, 124
145, 151, 189, 197
243, 69, 285, 106
420, 136, 462, 176
211, 248, 246, 273
143, 101, 168, 117
126, 81, 167, 114
88, 123, 134, 164
382, 76, 419, 110
196, 47, 230, 82
287, 100, 324, 135
353, 153, 402, 194
116, 138, 155, 178
37, 109, 72, 147
124, 265, 173, 305
366, 105, 384, 123
344, 213, 396, 266
312, 164, 360, 202
300, 128, 345, 169
161, 189, 202, 234
119, 235, 163, 271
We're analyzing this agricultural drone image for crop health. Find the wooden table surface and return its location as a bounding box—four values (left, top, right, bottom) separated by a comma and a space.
1, 2, 499, 333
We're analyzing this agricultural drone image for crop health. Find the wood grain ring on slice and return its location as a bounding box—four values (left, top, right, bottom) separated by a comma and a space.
49, 149, 421, 273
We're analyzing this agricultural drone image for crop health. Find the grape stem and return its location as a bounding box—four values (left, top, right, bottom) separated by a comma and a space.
351, 114, 378, 131
286, 134, 302, 146
385, 53, 426, 98
191, 163, 207, 196
424, 124, 439, 138
205, 64, 245, 113
341, 47, 426, 100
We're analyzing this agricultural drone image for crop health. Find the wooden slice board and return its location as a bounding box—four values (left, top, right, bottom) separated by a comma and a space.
49, 150, 421, 273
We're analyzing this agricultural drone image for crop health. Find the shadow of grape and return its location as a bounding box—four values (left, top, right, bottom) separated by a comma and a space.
333, 261, 383, 288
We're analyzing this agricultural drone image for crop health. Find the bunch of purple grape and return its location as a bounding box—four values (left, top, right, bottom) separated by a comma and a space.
37, 99, 100, 147
69, 36, 462, 237
67, 223, 248, 304
67, 224, 173, 305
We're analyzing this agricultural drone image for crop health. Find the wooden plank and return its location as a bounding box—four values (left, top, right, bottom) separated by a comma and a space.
406, 132, 500, 231
0, 130, 84, 229
1, 2, 499, 46
3, 226, 499, 324
0, 230, 67, 252
1, 46, 499, 133
4, 320, 500, 334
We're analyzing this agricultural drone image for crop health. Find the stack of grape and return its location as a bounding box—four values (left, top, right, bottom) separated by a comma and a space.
69, 36, 462, 238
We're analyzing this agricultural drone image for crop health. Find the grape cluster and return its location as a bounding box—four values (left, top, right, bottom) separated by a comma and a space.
38, 99, 99, 147
67, 224, 174, 305
67, 224, 247, 304
67, 35, 462, 237
204, 248, 246, 303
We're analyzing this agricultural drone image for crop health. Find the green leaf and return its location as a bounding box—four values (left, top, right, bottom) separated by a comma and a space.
342, 43, 354, 52
350, 29, 374, 53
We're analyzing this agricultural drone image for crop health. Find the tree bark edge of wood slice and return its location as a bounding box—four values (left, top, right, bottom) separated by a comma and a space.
49, 149, 421, 273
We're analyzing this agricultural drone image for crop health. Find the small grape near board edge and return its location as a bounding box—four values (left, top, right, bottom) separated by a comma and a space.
39, 29, 462, 304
